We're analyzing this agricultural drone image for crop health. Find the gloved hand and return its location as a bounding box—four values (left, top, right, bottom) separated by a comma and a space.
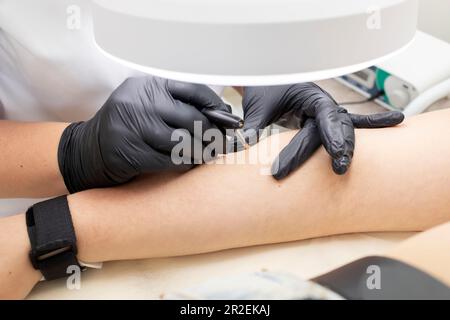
58, 76, 231, 193
240, 83, 405, 179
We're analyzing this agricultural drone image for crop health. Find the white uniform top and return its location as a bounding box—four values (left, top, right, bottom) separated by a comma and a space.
0, 0, 224, 120
0, 0, 145, 122
0, 0, 222, 216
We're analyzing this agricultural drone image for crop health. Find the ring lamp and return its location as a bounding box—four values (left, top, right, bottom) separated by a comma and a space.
92, 0, 418, 86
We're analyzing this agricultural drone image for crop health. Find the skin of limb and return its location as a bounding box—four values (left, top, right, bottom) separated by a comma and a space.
384, 221, 450, 286
1, 109, 450, 298
0, 121, 69, 198
0, 214, 41, 299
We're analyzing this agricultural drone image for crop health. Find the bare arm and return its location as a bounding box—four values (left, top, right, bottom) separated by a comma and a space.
70, 109, 450, 263
0, 121, 68, 198
1, 109, 450, 298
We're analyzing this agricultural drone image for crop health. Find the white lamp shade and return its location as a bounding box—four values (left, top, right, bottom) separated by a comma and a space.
92, 0, 418, 86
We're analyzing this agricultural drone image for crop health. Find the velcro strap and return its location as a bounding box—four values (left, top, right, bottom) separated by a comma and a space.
26, 196, 82, 281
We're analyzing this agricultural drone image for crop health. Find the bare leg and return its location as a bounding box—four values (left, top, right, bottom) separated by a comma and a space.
1, 109, 450, 298
385, 221, 450, 286
311, 221, 450, 299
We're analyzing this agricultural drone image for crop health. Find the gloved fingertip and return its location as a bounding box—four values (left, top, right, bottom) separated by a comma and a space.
271, 157, 285, 180
391, 111, 405, 124
272, 169, 288, 180
271, 155, 298, 180
323, 135, 346, 159
329, 146, 345, 160
272, 173, 285, 181
332, 156, 351, 175
332, 163, 348, 175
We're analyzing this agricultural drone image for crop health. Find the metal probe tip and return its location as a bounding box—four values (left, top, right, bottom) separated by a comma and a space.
235, 129, 249, 150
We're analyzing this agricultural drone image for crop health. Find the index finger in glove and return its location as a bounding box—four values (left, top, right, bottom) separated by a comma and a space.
272, 119, 322, 180
349, 111, 405, 129
167, 80, 231, 113
316, 107, 347, 160
331, 116, 355, 175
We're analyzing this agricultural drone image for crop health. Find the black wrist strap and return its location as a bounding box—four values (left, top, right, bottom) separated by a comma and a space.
26, 196, 83, 281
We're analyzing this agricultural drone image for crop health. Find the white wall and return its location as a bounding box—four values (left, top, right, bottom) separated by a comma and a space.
418, 0, 450, 43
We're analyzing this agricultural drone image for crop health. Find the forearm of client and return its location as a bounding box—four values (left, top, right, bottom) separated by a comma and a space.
2, 109, 450, 299
71, 110, 450, 263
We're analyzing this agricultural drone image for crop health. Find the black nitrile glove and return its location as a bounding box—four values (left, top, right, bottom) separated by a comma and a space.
58, 76, 231, 193
241, 83, 405, 179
